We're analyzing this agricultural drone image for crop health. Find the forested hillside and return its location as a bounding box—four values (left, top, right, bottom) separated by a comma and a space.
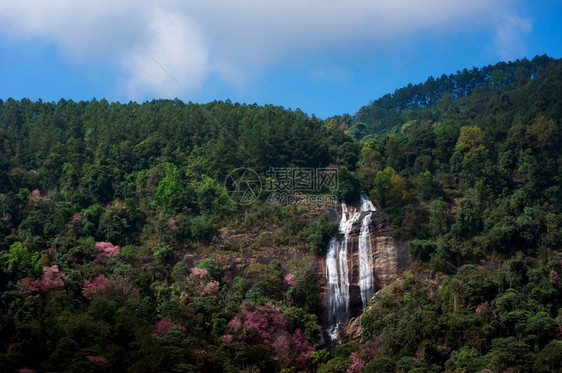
1, 55, 561, 372
0, 100, 351, 371
347, 56, 562, 373
349, 54, 555, 137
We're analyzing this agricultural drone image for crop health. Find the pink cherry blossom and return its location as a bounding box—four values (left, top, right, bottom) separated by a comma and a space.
186, 267, 220, 296
22, 265, 66, 293
203, 281, 220, 295
347, 352, 365, 373
223, 304, 313, 367
550, 270, 561, 285
284, 273, 296, 288
167, 217, 177, 230
93, 241, 120, 263
220, 334, 238, 347
153, 318, 186, 337
190, 267, 208, 278
291, 329, 313, 367
82, 275, 111, 298
272, 332, 291, 364
227, 303, 287, 346
86, 355, 108, 364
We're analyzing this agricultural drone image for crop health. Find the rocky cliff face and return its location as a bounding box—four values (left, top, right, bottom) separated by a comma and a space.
318, 210, 410, 342
182, 227, 313, 283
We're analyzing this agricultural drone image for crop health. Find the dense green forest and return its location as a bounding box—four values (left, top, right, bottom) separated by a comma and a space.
349, 54, 555, 137
0, 55, 561, 372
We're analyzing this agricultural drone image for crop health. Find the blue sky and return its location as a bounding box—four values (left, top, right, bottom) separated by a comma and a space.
1, 0, 561, 119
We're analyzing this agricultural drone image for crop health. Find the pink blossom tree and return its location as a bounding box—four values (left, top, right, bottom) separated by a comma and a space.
190, 267, 208, 278
347, 352, 365, 373
186, 267, 220, 297
347, 336, 381, 368
82, 274, 111, 298
272, 332, 292, 365
68, 213, 82, 233
219, 334, 237, 347
550, 270, 561, 285
227, 303, 287, 346
29, 189, 42, 205
223, 303, 314, 368
86, 355, 108, 364
21, 265, 66, 294
284, 273, 296, 288
167, 217, 177, 230
291, 329, 314, 368
475, 302, 491, 321
153, 318, 186, 337
93, 241, 120, 263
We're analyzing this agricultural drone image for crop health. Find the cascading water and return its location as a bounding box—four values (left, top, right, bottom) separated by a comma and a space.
324, 194, 376, 341
358, 193, 376, 309
360, 193, 376, 212
325, 202, 360, 341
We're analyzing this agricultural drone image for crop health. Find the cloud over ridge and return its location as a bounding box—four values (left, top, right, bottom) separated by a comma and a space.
0, 0, 531, 100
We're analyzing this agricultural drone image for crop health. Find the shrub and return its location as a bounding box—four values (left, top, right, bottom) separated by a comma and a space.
190, 216, 213, 240
302, 215, 338, 256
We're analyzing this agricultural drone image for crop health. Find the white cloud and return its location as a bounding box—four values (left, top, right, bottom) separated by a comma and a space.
122, 9, 209, 98
0, 0, 529, 98
494, 14, 532, 60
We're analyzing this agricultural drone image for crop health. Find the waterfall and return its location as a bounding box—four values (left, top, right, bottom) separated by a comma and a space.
360, 193, 376, 212
325, 195, 377, 341
325, 201, 360, 341
358, 193, 376, 309
321, 193, 406, 344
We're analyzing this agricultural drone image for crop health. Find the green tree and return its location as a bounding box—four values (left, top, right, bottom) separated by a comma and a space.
156, 163, 184, 211
1, 241, 31, 275
370, 169, 391, 208
451, 198, 481, 238
363, 357, 396, 373
408, 239, 437, 262
489, 337, 533, 372
454, 126, 489, 185
302, 215, 338, 256
429, 198, 450, 237
534, 340, 562, 373
331, 166, 360, 203
189, 216, 213, 240
526, 115, 558, 149
196, 259, 224, 283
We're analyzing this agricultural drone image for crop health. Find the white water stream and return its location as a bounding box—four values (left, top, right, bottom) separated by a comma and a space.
325, 194, 376, 342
